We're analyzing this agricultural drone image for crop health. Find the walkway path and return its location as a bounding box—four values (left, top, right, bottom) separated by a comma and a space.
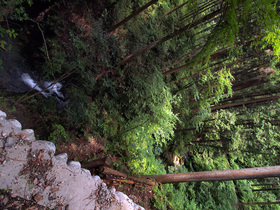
0, 110, 144, 209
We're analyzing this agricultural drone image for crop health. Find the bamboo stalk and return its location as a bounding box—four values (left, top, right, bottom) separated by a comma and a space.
144, 166, 280, 184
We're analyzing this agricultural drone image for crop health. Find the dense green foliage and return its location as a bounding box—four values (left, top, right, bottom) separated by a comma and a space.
0, 0, 32, 49
1, 0, 280, 209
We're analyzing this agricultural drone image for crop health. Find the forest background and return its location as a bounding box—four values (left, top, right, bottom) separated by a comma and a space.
1, 0, 280, 209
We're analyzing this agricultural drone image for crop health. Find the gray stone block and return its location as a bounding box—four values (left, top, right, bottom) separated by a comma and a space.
0, 110, 6, 118
68, 161, 81, 170
7, 119, 22, 131
4, 137, 16, 147
32, 140, 56, 154
55, 153, 68, 163
19, 129, 36, 142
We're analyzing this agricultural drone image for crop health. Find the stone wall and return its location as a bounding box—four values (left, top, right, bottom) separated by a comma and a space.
0, 110, 144, 209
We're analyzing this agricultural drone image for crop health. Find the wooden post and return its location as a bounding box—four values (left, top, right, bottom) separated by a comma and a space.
81, 156, 113, 169
98, 166, 128, 178
99, 166, 158, 186
144, 166, 280, 184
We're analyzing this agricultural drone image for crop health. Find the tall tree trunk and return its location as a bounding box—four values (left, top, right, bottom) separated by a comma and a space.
121, 9, 222, 64
192, 95, 280, 113
252, 183, 279, 187
252, 188, 280, 192
109, 0, 158, 33
222, 90, 280, 104
163, 47, 229, 75
189, 139, 221, 144
163, 1, 189, 17
162, 45, 203, 72
171, 57, 237, 83
175, 126, 212, 133
237, 201, 280, 206
178, 0, 221, 25
144, 165, 280, 184
232, 76, 268, 91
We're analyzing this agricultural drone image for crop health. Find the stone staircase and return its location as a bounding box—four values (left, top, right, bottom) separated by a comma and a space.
0, 110, 144, 209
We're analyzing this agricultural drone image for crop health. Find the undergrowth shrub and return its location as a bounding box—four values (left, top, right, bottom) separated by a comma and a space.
112, 70, 179, 174
0, 0, 33, 50
40, 11, 180, 176
48, 123, 70, 144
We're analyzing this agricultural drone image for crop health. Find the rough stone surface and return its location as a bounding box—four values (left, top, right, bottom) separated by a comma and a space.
0, 110, 144, 210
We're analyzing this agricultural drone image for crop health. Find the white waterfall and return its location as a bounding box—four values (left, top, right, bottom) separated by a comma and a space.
21, 73, 64, 99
